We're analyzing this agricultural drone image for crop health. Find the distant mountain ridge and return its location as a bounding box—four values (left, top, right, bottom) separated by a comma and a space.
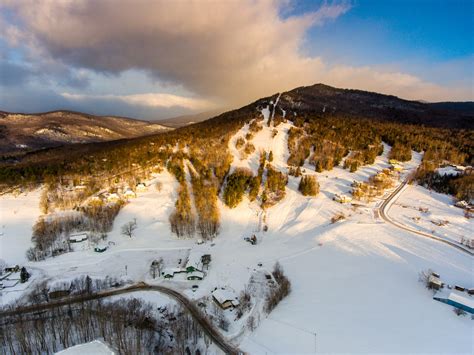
249, 84, 474, 129
0, 110, 171, 155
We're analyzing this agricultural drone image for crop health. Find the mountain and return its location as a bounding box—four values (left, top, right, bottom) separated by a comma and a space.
0, 110, 171, 155
251, 83, 473, 129
157, 109, 225, 128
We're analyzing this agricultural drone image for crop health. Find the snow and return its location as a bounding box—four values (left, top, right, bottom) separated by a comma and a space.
55, 340, 115, 354
0, 189, 42, 265
436, 166, 461, 176
389, 184, 473, 245
448, 292, 474, 309
1, 119, 472, 353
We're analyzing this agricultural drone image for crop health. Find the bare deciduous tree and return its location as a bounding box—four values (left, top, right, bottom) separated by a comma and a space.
121, 219, 137, 238
150, 258, 164, 279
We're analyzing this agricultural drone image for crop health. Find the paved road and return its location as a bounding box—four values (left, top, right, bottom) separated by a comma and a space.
379, 181, 474, 256
0, 282, 241, 355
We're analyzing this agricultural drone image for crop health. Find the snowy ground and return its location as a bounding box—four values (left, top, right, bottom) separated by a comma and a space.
389, 184, 473, 245
0, 189, 42, 265
1, 118, 472, 353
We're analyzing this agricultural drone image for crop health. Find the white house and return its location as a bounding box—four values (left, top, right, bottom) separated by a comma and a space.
69, 233, 88, 243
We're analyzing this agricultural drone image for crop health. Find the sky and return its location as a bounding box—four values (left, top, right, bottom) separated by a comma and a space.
0, 0, 472, 120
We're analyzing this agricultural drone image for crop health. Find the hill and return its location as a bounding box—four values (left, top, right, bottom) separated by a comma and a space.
0, 110, 171, 156
255, 83, 473, 129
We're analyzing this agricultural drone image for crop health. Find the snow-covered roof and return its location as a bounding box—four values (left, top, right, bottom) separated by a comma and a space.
186, 250, 203, 270
448, 292, 474, 309
436, 166, 461, 177
428, 275, 442, 286
212, 288, 240, 306
69, 233, 88, 242
163, 267, 184, 275
1, 279, 19, 288
55, 340, 115, 354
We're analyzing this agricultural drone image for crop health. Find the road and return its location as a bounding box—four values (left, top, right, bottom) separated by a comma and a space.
379, 180, 474, 256
0, 282, 241, 355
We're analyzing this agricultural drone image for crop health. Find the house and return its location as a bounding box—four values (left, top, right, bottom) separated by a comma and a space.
4, 265, 20, 273
69, 233, 88, 243
186, 251, 203, 273
212, 288, 240, 309
48, 281, 72, 299
106, 193, 120, 203
0, 279, 20, 289
187, 271, 204, 280
333, 194, 352, 203
428, 274, 443, 290
390, 163, 403, 171
455, 200, 469, 209
136, 183, 147, 192
123, 189, 136, 199
162, 267, 185, 279
433, 292, 474, 314
94, 245, 107, 253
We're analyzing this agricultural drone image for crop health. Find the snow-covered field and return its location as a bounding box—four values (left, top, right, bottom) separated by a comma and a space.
389, 184, 473, 245
0, 189, 42, 265
1, 117, 472, 353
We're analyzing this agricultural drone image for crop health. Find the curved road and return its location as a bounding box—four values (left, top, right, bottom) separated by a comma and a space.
379, 181, 473, 256
0, 282, 241, 355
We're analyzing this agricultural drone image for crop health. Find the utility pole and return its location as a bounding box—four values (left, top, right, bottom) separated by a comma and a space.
313, 332, 317, 353
125, 265, 128, 276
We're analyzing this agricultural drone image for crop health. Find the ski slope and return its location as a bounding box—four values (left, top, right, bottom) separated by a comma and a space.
1, 116, 472, 353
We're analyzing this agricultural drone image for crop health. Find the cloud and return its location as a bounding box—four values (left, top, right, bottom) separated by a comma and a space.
1, 0, 472, 107
61, 92, 214, 110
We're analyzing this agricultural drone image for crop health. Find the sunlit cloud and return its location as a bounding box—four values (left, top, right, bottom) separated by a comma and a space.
61, 92, 214, 110
0, 0, 472, 117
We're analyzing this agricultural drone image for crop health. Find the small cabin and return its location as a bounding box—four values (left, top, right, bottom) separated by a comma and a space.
428, 274, 443, 290
0, 279, 20, 289
69, 233, 88, 243
4, 265, 20, 273
333, 194, 352, 204
212, 288, 240, 310
123, 189, 136, 199
69, 233, 89, 243
107, 193, 120, 203
136, 183, 147, 192
455, 200, 469, 209
390, 163, 403, 171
